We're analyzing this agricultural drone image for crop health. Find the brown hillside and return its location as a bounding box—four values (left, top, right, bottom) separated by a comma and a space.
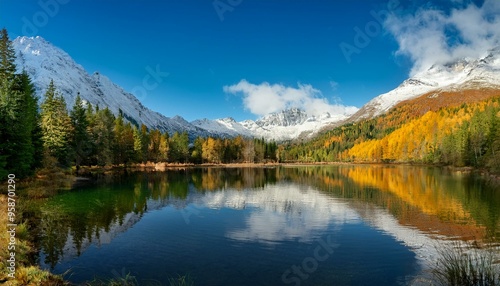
394, 88, 500, 117
347, 87, 500, 124
314, 87, 500, 144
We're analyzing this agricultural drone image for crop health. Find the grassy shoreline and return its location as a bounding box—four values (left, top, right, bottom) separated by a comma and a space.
0, 195, 68, 285
0, 163, 74, 285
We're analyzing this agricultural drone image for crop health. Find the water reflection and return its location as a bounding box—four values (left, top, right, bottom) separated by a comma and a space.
36, 166, 500, 272
196, 184, 359, 243
315, 165, 499, 240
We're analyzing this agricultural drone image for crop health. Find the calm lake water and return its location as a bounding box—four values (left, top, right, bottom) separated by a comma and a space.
34, 165, 500, 285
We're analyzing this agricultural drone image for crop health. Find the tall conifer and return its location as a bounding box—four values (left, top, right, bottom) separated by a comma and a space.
0, 28, 16, 80
40, 80, 73, 167
70, 94, 91, 173
0, 29, 41, 177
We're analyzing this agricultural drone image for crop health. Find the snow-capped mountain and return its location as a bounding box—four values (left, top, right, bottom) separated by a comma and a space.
192, 108, 352, 141
14, 35, 498, 142
12, 36, 211, 140
350, 47, 500, 121
13, 37, 356, 141
191, 117, 249, 138
12, 36, 352, 141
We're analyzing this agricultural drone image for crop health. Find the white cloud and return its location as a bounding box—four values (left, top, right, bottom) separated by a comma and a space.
223, 79, 358, 117
385, 0, 500, 75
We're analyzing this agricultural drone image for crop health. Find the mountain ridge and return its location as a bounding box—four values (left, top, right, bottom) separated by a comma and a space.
12, 36, 353, 141
11, 36, 500, 142
13, 36, 213, 140
349, 47, 500, 122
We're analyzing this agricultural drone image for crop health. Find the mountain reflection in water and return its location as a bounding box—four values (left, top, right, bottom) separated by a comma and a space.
35, 166, 499, 285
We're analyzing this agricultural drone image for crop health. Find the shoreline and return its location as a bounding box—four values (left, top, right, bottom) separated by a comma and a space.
73, 161, 500, 184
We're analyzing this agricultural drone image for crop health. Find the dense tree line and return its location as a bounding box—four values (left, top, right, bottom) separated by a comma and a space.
0, 29, 43, 179
440, 103, 500, 170
192, 136, 277, 164
281, 97, 500, 173
41, 87, 280, 170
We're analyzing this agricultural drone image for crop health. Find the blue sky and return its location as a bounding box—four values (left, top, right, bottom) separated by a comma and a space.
0, 0, 497, 121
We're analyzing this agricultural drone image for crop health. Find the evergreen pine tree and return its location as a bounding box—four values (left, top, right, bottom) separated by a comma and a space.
113, 113, 135, 165
148, 129, 162, 162
90, 107, 114, 166
0, 28, 18, 178
123, 122, 135, 164
0, 29, 41, 178
0, 28, 16, 80
84, 102, 97, 165
70, 94, 91, 173
113, 113, 126, 164
40, 80, 73, 167
0, 77, 16, 178
191, 137, 203, 164
140, 124, 149, 163
169, 131, 189, 163
134, 124, 149, 163
133, 126, 143, 163
8, 72, 42, 177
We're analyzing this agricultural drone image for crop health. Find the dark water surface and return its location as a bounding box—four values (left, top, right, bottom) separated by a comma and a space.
35, 166, 500, 285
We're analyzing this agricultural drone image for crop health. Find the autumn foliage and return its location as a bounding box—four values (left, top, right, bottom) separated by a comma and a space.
281, 91, 500, 173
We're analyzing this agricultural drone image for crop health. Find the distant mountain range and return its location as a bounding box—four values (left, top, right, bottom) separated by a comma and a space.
12, 36, 500, 141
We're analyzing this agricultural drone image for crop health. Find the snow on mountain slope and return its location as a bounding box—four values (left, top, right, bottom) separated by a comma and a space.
20, 35, 499, 143
350, 47, 500, 121
12, 36, 351, 142
192, 108, 354, 141
191, 117, 251, 138
196, 48, 500, 141
247, 108, 351, 141
12, 36, 210, 139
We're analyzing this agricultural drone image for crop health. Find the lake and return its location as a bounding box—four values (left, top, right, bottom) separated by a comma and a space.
34, 165, 500, 285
